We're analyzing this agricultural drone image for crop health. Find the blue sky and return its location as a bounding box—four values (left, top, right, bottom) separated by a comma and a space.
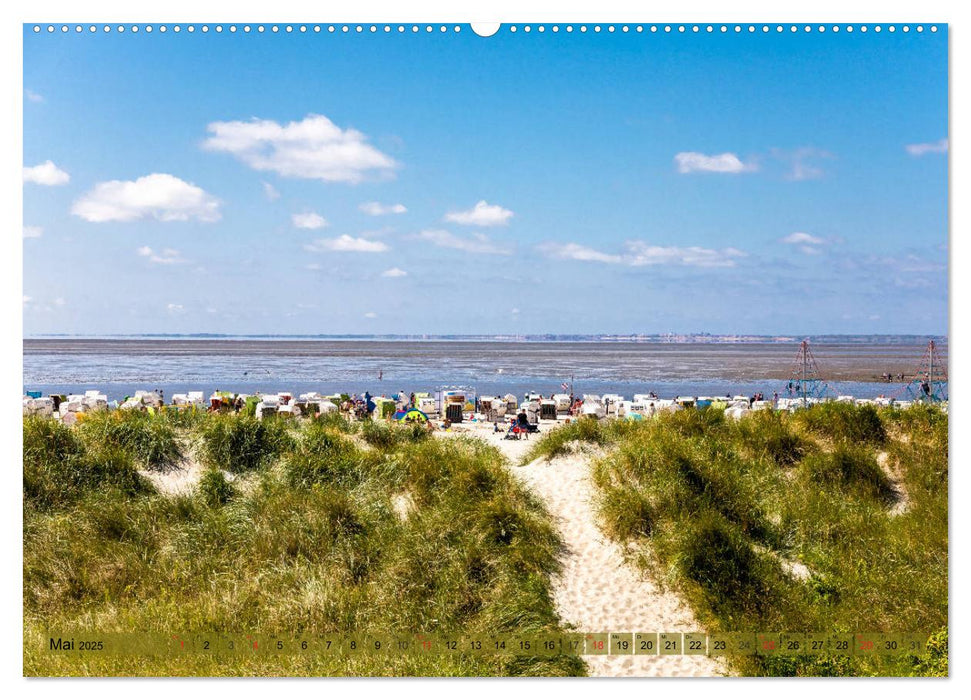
23, 24, 948, 336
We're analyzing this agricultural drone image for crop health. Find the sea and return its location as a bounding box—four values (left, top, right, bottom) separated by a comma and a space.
22, 337, 947, 402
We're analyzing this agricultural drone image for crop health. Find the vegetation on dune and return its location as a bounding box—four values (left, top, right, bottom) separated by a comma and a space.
360, 418, 429, 450
198, 413, 294, 473
23, 417, 155, 510
198, 468, 237, 507
728, 409, 810, 467
539, 404, 947, 677
792, 402, 887, 446
77, 409, 182, 469
23, 402, 946, 677
519, 416, 636, 463
23, 412, 583, 677
799, 445, 897, 504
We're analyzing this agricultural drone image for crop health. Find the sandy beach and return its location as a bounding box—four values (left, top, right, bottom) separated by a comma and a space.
443, 421, 727, 677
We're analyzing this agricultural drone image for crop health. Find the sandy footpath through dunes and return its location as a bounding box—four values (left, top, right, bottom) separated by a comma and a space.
442, 422, 727, 677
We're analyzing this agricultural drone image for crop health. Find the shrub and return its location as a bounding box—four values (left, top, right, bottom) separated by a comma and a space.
198, 414, 293, 473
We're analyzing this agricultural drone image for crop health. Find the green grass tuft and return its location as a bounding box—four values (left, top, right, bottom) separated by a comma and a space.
78, 410, 181, 469
198, 468, 236, 507
793, 402, 887, 445
198, 414, 294, 473
23, 417, 155, 510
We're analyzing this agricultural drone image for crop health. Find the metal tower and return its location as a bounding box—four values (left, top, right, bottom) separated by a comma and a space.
784, 339, 829, 402
904, 340, 948, 403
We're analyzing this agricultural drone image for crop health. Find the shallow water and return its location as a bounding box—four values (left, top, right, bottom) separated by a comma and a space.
23, 338, 944, 402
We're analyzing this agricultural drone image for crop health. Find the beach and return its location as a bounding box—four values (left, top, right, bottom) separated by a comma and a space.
23, 337, 945, 403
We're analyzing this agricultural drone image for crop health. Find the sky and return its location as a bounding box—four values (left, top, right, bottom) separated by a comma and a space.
22, 24, 949, 336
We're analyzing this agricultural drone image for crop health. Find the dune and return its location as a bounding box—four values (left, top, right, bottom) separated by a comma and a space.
442, 423, 727, 677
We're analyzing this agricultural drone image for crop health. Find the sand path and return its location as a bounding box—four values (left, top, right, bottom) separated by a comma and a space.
444, 423, 727, 677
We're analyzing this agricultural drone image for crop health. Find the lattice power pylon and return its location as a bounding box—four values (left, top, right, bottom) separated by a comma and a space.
905, 340, 948, 403
783, 339, 830, 401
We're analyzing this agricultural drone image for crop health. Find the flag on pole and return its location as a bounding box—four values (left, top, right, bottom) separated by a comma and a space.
561, 382, 569, 391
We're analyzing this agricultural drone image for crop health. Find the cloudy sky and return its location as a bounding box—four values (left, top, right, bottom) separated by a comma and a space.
23, 25, 948, 335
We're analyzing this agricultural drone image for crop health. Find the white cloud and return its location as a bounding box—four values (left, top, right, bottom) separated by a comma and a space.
674, 152, 756, 174
72, 173, 221, 223
537, 242, 623, 264
23, 160, 70, 185
381, 267, 407, 278
202, 114, 397, 183
23, 295, 32, 306
166, 303, 185, 314
511, 308, 520, 315
304, 235, 389, 253
262, 181, 280, 200
539, 240, 746, 268
906, 139, 949, 156
624, 241, 746, 267
305, 263, 322, 270
53, 297, 66, 307
364, 311, 377, 319
138, 246, 187, 264
782, 232, 824, 246
23, 225, 43, 239
292, 211, 329, 230
781, 231, 831, 255
417, 229, 510, 255
444, 201, 514, 227
360, 201, 407, 216
25, 89, 44, 103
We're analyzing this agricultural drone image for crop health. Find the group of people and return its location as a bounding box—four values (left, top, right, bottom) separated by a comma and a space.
337, 390, 419, 420
882, 372, 906, 382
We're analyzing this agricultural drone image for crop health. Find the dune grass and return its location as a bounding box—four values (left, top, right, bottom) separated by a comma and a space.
77, 409, 182, 469
23, 413, 583, 677
23, 416, 156, 511
519, 416, 637, 463
198, 413, 295, 473
536, 404, 947, 677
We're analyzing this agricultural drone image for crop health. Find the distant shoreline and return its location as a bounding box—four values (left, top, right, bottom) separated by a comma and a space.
23, 333, 948, 345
